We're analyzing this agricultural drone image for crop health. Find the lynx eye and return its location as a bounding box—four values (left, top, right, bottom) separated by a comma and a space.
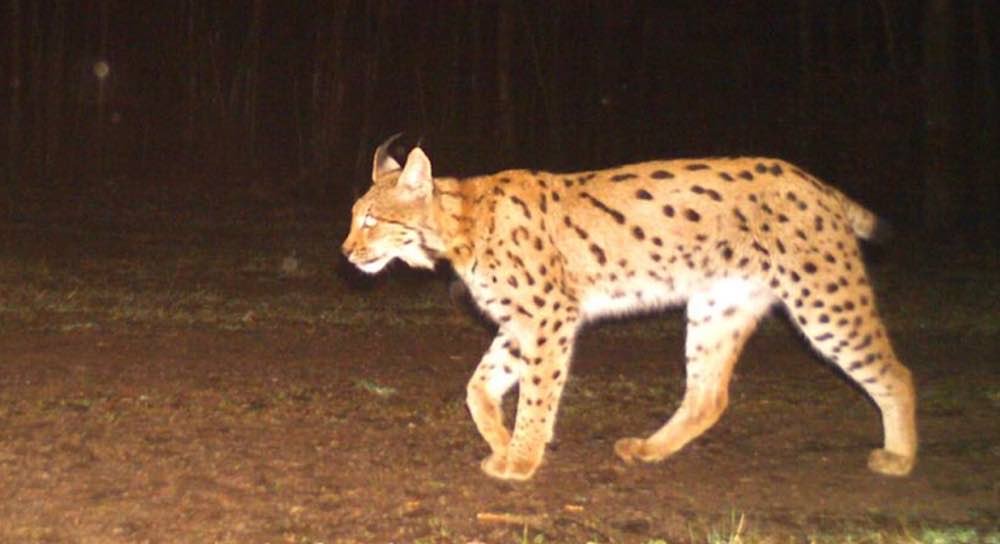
362, 214, 378, 228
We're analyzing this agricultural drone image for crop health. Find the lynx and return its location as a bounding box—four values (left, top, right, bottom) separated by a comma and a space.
342, 135, 917, 481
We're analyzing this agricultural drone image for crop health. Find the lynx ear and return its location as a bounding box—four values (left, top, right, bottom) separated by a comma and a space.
372, 133, 403, 182
396, 147, 433, 200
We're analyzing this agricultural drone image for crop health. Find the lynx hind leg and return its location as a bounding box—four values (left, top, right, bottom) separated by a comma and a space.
616, 279, 774, 464
785, 274, 917, 476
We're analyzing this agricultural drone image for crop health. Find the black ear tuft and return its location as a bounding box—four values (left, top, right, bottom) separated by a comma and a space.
372, 133, 404, 181
376, 132, 404, 159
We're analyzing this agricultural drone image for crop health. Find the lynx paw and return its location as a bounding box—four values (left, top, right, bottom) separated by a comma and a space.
480, 452, 541, 481
614, 437, 644, 464
614, 437, 669, 464
867, 448, 915, 476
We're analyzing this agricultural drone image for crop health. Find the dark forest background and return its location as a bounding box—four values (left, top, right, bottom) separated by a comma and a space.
2, 1, 997, 242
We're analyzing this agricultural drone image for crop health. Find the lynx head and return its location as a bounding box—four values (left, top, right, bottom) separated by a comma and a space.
341, 135, 442, 274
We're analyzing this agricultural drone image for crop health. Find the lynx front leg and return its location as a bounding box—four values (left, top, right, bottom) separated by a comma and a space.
475, 307, 579, 480
466, 333, 521, 457
480, 341, 574, 481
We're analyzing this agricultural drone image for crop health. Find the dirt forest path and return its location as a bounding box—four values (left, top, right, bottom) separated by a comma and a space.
0, 326, 997, 543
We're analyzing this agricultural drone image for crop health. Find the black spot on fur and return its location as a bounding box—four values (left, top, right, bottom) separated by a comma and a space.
509, 195, 531, 219
752, 241, 770, 255
580, 192, 626, 224
611, 172, 638, 182
589, 243, 607, 265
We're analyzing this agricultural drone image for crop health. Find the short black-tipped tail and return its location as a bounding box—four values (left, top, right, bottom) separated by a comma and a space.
841, 193, 892, 243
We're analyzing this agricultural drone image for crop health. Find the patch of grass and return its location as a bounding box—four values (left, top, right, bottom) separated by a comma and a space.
868, 247, 1000, 335
518, 525, 549, 544
917, 527, 1000, 544
798, 526, 1000, 544
353, 379, 398, 398
658, 509, 1000, 544
2, 225, 997, 336
0, 231, 462, 332
705, 511, 747, 544
684, 511, 748, 544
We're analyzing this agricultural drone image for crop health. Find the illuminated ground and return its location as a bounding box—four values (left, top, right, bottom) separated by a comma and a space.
0, 216, 997, 543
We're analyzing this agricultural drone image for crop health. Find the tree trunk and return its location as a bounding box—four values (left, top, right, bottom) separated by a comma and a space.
921, 0, 960, 233
496, 1, 514, 164
353, 0, 388, 195
323, 1, 348, 188
183, 0, 197, 163
5, 0, 22, 218
244, 0, 263, 168
228, 0, 263, 169
796, 0, 813, 160
44, 0, 65, 180
876, 0, 898, 73
6, 0, 22, 189
27, 1, 45, 176
971, 2, 998, 243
